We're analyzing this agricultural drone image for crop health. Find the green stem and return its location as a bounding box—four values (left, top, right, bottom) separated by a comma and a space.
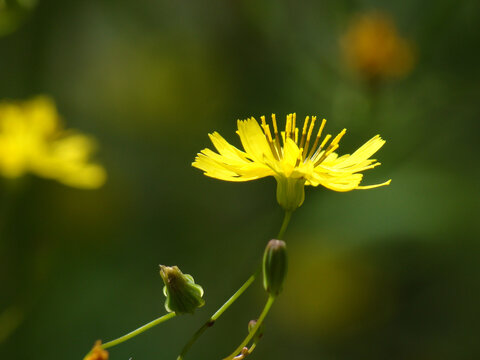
84, 312, 176, 358
247, 341, 257, 355
277, 211, 292, 240
223, 296, 276, 360
177, 268, 260, 360
103, 312, 176, 349
177, 210, 293, 360
211, 269, 260, 322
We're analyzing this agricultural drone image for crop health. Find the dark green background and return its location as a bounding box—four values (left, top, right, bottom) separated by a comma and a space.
1, 0, 479, 359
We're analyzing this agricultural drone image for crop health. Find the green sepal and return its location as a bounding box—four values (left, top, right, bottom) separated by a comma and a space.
275, 176, 305, 211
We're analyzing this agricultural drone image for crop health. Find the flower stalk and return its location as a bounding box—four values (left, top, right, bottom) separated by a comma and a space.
223, 295, 276, 360
277, 211, 292, 240
102, 312, 176, 350
83, 312, 176, 359
178, 210, 292, 359
177, 268, 260, 360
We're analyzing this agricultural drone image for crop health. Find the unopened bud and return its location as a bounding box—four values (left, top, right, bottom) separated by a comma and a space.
262, 239, 288, 296
159, 265, 205, 315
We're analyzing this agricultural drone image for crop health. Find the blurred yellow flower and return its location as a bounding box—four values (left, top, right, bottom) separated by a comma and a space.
341, 12, 415, 81
0, 96, 106, 189
84, 340, 108, 360
193, 114, 390, 211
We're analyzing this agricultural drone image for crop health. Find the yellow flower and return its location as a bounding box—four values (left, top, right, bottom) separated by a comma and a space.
193, 114, 390, 211
84, 340, 109, 360
341, 11, 415, 81
0, 96, 106, 189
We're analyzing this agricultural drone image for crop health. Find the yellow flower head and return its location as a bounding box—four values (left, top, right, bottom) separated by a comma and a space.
0, 96, 106, 189
341, 11, 415, 81
193, 114, 390, 211
84, 340, 108, 360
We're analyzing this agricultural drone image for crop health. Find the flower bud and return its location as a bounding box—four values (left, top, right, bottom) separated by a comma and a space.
159, 265, 205, 315
83, 340, 108, 360
274, 176, 305, 211
262, 239, 288, 296
247, 319, 257, 333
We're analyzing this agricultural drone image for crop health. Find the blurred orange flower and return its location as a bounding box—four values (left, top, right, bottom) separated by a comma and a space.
341, 11, 415, 82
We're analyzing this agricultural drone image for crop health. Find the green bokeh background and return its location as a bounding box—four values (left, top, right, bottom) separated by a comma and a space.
1, 0, 479, 359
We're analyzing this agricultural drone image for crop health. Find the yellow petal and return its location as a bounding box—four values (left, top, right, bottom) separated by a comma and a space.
236, 118, 275, 163
208, 132, 249, 163
357, 179, 392, 189
337, 135, 385, 167
280, 138, 301, 176
193, 153, 269, 182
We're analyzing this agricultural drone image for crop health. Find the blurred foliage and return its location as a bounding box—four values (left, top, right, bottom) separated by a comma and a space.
0, 0, 37, 37
0, 0, 479, 359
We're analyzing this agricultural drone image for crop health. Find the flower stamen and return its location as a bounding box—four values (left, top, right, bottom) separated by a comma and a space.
285, 114, 292, 142
302, 116, 317, 159
319, 133, 332, 149
306, 118, 327, 160
314, 129, 346, 166
298, 116, 310, 150
261, 116, 280, 160
292, 113, 296, 140
295, 148, 304, 167
309, 133, 331, 162
271, 114, 283, 158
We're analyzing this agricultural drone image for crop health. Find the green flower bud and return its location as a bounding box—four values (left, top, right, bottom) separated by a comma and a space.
262, 239, 288, 296
159, 265, 205, 315
274, 176, 305, 211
